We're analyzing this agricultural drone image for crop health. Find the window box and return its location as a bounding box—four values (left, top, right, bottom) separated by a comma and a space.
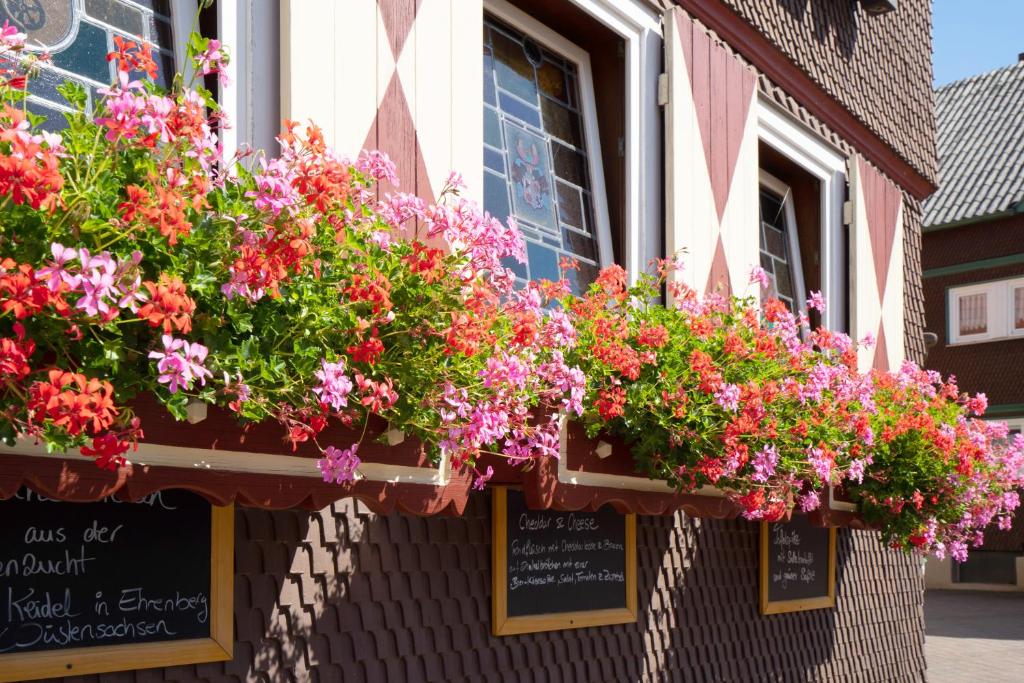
1, 393, 474, 515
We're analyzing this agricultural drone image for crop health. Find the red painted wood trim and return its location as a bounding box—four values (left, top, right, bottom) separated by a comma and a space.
674, 0, 937, 200
0, 454, 474, 515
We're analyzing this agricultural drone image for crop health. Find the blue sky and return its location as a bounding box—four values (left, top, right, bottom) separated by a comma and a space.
933, 0, 1024, 86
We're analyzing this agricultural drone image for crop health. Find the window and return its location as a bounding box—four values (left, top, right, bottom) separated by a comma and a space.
483, 10, 610, 291
758, 171, 805, 313
1014, 285, 1024, 332
482, 0, 662, 290
483, 4, 612, 293
947, 277, 1024, 344
756, 100, 847, 330
1, 0, 193, 129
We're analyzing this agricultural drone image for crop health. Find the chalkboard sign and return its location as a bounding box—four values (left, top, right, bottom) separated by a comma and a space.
760, 513, 836, 614
492, 487, 637, 635
0, 488, 234, 682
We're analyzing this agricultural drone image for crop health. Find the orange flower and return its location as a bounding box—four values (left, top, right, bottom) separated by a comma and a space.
138, 275, 196, 333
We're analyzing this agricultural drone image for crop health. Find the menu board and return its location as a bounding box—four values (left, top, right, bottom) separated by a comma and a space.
492, 488, 637, 635
0, 488, 234, 682
760, 513, 836, 614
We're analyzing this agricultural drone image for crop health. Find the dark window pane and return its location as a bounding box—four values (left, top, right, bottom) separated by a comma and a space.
485, 171, 511, 223
501, 254, 528, 279
27, 67, 66, 105
526, 242, 559, 282
484, 146, 505, 173
764, 224, 787, 259
52, 20, 110, 83
85, 0, 143, 35
552, 142, 586, 186
562, 227, 597, 262
760, 190, 785, 229
27, 101, 67, 132
484, 106, 502, 146
491, 29, 537, 103
498, 91, 541, 129
556, 181, 582, 228
541, 96, 582, 147
537, 60, 567, 103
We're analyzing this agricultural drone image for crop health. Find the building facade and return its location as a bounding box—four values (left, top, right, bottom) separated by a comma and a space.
921, 57, 1024, 591
0, 0, 938, 681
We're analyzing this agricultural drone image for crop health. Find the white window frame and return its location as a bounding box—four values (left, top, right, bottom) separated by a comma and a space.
759, 170, 807, 314
1001, 417, 1024, 435
947, 277, 1024, 345
1009, 280, 1024, 338
485, 0, 614, 275
214, 0, 280, 162
485, 0, 663, 282
757, 98, 847, 331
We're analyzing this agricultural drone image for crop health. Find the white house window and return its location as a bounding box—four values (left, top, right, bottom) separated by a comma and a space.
483, 7, 612, 293
947, 278, 1024, 344
957, 292, 987, 337
756, 99, 847, 330
758, 171, 805, 313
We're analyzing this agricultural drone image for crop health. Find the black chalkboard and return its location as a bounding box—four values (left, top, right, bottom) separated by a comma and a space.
493, 488, 636, 634
761, 513, 836, 613
0, 488, 213, 655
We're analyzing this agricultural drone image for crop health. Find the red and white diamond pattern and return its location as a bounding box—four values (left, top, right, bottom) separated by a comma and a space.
850, 156, 905, 372
282, 0, 482, 203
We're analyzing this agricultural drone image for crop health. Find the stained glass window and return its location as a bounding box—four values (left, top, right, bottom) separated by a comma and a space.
0, 0, 178, 129
758, 186, 801, 312
483, 14, 602, 293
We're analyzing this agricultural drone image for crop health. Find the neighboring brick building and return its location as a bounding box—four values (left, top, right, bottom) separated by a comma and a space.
922, 57, 1024, 589
1, 1, 938, 681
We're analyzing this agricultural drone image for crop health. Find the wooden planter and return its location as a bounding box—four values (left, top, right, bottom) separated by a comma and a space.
0, 394, 473, 514
505, 418, 744, 518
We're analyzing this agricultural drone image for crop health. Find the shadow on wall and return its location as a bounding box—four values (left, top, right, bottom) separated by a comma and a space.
222, 494, 924, 682
778, 0, 859, 60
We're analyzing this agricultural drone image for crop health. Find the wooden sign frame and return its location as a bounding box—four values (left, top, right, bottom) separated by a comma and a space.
0, 502, 235, 682
492, 486, 637, 635
759, 520, 837, 615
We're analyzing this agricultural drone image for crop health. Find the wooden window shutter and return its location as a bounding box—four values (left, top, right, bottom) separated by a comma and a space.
664, 7, 759, 297
847, 156, 905, 371
281, 0, 483, 201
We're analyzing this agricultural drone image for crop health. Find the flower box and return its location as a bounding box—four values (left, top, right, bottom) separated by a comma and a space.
514, 418, 743, 518
1, 393, 474, 514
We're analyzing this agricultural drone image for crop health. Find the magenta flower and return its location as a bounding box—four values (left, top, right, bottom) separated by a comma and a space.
313, 358, 354, 411
751, 444, 779, 483
749, 265, 770, 289
37, 242, 79, 292
318, 444, 360, 484
714, 383, 741, 412
798, 490, 821, 512
148, 335, 212, 394
807, 290, 826, 313
472, 465, 494, 491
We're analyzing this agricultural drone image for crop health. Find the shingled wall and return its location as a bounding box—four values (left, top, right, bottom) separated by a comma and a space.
718, 0, 937, 184
46, 493, 926, 683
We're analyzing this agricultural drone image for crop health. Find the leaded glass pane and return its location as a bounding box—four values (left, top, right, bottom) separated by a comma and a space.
758, 187, 799, 312
0, 0, 179, 116
483, 14, 602, 293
